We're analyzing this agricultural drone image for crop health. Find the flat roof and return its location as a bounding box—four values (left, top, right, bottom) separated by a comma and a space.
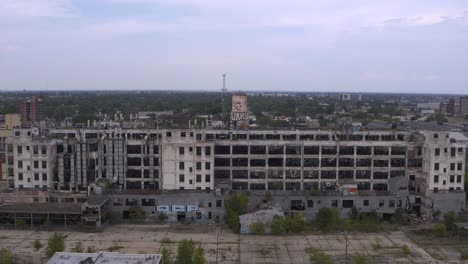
0, 203, 81, 214
47, 252, 161, 264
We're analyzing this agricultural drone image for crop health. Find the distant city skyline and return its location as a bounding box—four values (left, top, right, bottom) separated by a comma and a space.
1, 0, 467, 93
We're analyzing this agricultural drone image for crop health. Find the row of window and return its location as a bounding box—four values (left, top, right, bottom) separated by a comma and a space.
214, 158, 406, 167
434, 147, 464, 157
16, 145, 47, 155
433, 175, 463, 184
179, 174, 211, 183
18, 172, 48, 181
17, 160, 48, 169
178, 146, 211, 156
214, 145, 406, 155
179, 162, 211, 171
291, 199, 403, 210
434, 162, 463, 171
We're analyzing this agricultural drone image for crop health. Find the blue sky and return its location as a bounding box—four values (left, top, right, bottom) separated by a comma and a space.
0, 0, 467, 94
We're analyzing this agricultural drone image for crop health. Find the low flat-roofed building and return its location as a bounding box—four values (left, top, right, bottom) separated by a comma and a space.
47, 252, 161, 264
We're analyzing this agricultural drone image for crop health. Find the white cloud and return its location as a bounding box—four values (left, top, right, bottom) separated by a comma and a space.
0, 45, 19, 54
0, 0, 77, 20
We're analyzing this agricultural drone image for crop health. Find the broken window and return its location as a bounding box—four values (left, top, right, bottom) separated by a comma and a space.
232, 170, 248, 179
339, 158, 354, 167
356, 170, 371, 179
250, 159, 266, 167
303, 170, 319, 179
339, 146, 354, 155
300, 134, 314, 140
250, 146, 266, 154
232, 145, 248, 154
338, 170, 353, 180
214, 170, 230, 179
268, 158, 283, 167
249, 134, 265, 140
307, 200, 314, 208
304, 158, 319, 167
392, 147, 406, 156
285, 170, 301, 179
268, 146, 284, 155
356, 159, 371, 167
321, 158, 336, 167
250, 183, 266, 190
357, 182, 371, 190
304, 146, 320, 155
127, 145, 142, 154
232, 158, 248, 167
266, 134, 280, 140
268, 182, 284, 190
390, 171, 405, 178
391, 159, 405, 167
214, 158, 230, 167
331, 200, 338, 208
356, 146, 372, 155
250, 171, 266, 179
379, 200, 384, 207
286, 158, 301, 167
374, 146, 389, 155
373, 160, 388, 167
291, 200, 305, 210
268, 170, 283, 179
215, 145, 230, 154
321, 146, 337, 155
321, 170, 336, 179
373, 171, 388, 179
232, 182, 248, 190
342, 200, 353, 208
286, 146, 301, 155
285, 182, 301, 190
127, 157, 142, 166
373, 183, 388, 191
283, 134, 297, 140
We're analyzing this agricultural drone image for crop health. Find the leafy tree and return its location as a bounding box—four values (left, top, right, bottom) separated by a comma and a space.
175, 239, 195, 264
192, 246, 206, 264
46, 233, 65, 258
315, 208, 340, 232
444, 210, 457, 231
161, 247, 170, 264
225, 192, 249, 233
433, 223, 446, 237
309, 251, 334, 264
0, 248, 15, 264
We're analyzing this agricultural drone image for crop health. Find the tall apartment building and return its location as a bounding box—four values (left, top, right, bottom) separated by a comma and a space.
20, 96, 45, 124
460, 96, 468, 117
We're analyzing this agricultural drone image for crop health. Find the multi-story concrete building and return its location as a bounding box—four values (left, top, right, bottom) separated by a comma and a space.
6, 128, 56, 189
4, 128, 466, 220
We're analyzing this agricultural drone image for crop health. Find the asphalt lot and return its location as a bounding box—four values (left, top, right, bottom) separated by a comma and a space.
0, 224, 452, 263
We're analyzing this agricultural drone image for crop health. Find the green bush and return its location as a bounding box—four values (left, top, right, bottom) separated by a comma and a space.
391, 209, 408, 225
270, 216, 287, 235
158, 213, 169, 222
46, 233, 65, 258
444, 211, 457, 231
315, 208, 340, 232
176, 239, 195, 264
161, 247, 170, 264
309, 251, 334, 264
249, 223, 265, 234
354, 254, 367, 264
0, 247, 15, 264
433, 223, 446, 237
128, 205, 146, 220
33, 240, 43, 251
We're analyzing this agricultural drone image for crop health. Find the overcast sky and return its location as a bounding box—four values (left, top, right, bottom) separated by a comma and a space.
0, 0, 467, 94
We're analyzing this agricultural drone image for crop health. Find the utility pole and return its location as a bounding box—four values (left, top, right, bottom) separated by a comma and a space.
345, 231, 348, 264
